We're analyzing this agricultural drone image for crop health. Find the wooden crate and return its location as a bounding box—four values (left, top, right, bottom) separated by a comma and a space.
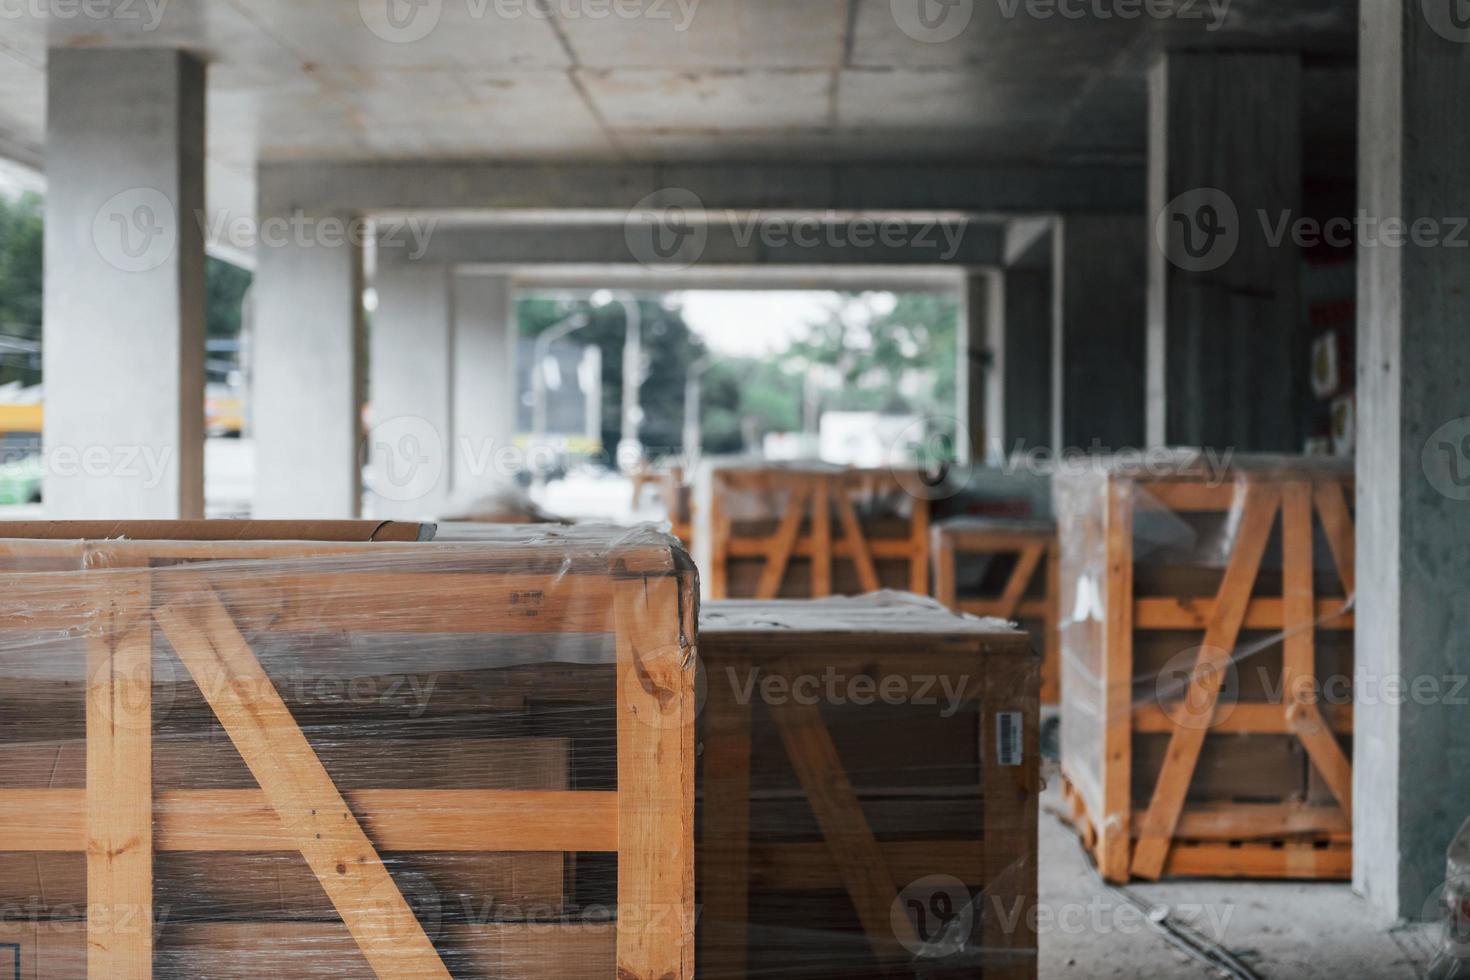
694, 464, 930, 600
932, 518, 1060, 703
0, 523, 697, 979
1055, 459, 1355, 882
697, 594, 1038, 979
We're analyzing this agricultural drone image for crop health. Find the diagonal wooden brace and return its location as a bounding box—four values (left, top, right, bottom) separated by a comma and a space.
154, 586, 451, 979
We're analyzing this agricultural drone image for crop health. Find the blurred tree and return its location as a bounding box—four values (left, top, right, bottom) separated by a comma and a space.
519, 295, 709, 463
0, 192, 42, 386
206, 255, 252, 340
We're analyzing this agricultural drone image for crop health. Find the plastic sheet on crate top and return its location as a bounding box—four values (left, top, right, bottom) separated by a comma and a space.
0, 521, 697, 980
697, 592, 1040, 979
1053, 453, 1356, 883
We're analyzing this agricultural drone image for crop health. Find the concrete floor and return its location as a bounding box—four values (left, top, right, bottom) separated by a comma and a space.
1038, 765, 1439, 979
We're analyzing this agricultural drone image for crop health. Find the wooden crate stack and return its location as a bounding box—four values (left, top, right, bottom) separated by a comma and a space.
694, 463, 930, 599
932, 517, 1060, 703
1055, 458, 1355, 881
0, 522, 697, 979
697, 594, 1039, 979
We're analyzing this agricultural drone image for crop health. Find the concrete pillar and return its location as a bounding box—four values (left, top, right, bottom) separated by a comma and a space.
366, 264, 453, 520
450, 274, 516, 495
1147, 52, 1302, 451
252, 212, 364, 518
997, 269, 1053, 455
42, 49, 205, 517
961, 271, 995, 463
1355, 1, 1470, 919
1052, 214, 1146, 451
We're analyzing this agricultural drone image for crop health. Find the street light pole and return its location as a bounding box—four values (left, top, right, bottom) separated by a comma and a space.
617, 296, 644, 472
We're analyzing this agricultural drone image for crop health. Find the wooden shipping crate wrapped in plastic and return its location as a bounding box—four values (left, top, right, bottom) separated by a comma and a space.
0, 521, 697, 980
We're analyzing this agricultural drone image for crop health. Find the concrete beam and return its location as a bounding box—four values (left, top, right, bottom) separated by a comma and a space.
1052, 214, 1146, 451
1004, 217, 1056, 269
377, 219, 1004, 270
1356, 0, 1470, 920
261, 161, 1145, 217
42, 48, 205, 518
1147, 52, 1303, 451
504, 265, 965, 293
253, 213, 364, 518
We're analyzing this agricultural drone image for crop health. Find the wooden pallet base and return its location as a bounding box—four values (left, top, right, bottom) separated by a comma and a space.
1059, 775, 1350, 881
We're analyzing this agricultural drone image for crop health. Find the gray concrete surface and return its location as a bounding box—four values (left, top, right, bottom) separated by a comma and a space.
1038, 766, 1438, 979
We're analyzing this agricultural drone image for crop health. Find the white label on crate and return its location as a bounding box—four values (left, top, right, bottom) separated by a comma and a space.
997, 712, 1023, 767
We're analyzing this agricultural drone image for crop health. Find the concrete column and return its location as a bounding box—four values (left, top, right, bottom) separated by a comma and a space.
450, 274, 516, 495
1147, 52, 1302, 451
997, 269, 1053, 455
43, 49, 205, 517
1052, 214, 1146, 451
366, 264, 453, 520
1355, 1, 1470, 919
252, 212, 364, 518
961, 271, 995, 464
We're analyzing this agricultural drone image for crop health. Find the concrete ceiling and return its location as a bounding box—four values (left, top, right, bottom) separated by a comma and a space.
0, 0, 1357, 231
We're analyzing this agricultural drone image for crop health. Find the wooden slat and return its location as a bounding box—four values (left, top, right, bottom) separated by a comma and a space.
1134, 596, 1354, 630
1288, 703, 1354, 819
1140, 481, 1243, 512
1100, 480, 1135, 882
697, 654, 753, 978
1161, 842, 1351, 880
959, 598, 1050, 620
1131, 484, 1280, 880
908, 496, 930, 594
725, 537, 924, 561
85, 570, 153, 980
754, 480, 810, 600
614, 575, 696, 980
1314, 479, 1357, 596
833, 489, 882, 592
996, 543, 1045, 620
932, 530, 957, 608
1133, 701, 1353, 735
153, 591, 451, 979
981, 642, 1039, 972
1141, 802, 1351, 841
766, 669, 919, 954
810, 478, 832, 597
0, 789, 617, 853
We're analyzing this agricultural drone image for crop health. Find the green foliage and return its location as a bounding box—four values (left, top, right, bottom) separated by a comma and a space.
0, 192, 253, 386
0, 193, 42, 386
206, 255, 252, 340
